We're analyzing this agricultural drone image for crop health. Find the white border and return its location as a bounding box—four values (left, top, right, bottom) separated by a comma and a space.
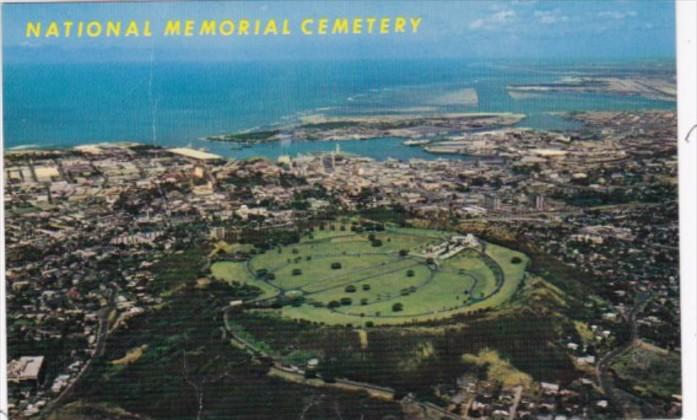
0, 2, 7, 418
677, 1, 697, 419
0, 1, 695, 419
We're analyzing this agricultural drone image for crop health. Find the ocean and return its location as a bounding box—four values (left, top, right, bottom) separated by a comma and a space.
2, 59, 675, 160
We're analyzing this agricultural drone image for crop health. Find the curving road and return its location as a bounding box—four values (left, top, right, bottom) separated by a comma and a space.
222, 305, 460, 419
595, 293, 659, 419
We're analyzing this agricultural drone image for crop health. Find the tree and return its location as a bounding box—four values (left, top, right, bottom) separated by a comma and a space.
406, 269, 415, 277
399, 249, 409, 257
292, 268, 302, 276
392, 302, 404, 312
340, 297, 352, 306
360, 298, 368, 305
426, 257, 435, 265
331, 262, 342, 270
345, 285, 356, 293
511, 256, 522, 264
371, 239, 383, 247
362, 284, 371, 291
180, 347, 236, 420
328, 300, 340, 309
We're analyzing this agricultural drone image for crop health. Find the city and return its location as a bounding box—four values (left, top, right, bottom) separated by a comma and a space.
4, 110, 680, 419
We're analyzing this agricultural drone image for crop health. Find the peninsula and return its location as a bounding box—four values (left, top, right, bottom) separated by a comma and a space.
206, 112, 525, 145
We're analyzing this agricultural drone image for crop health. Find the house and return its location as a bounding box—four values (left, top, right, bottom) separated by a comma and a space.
540, 382, 560, 395
307, 358, 319, 369
8, 356, 45, 386
576, 355, 596, 366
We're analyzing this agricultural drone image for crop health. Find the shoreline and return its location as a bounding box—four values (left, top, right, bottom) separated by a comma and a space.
203, 112, 527, 146
4, 109, 672, 159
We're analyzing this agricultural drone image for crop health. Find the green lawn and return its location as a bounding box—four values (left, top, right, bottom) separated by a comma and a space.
210, 227, 528, 325
309, 261, 431, 304
273, 254, 400, 291
211, 261, 279, 299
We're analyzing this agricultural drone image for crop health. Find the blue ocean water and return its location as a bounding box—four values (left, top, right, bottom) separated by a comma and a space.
226, 137, 474, 161
3, 60, 675, 159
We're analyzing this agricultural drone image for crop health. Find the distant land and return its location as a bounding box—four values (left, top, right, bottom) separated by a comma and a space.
508, 75, 676, 102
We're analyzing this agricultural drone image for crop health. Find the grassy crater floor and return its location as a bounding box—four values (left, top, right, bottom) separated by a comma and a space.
211, 226, 528, 325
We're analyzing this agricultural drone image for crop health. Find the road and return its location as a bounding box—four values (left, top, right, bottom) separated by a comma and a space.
223, 306, 460, 419
507, 385, 523, 420
595, 293, 659, 419
40, 284, 117, 419
476, 201, 667, 224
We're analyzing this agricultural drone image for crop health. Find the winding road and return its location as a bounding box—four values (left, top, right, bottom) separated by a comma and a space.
595, 293, 659, 419
222, 305, 460, 419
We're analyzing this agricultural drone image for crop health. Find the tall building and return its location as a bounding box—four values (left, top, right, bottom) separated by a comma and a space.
484, 194, 501, 211
529, 194, 545, 211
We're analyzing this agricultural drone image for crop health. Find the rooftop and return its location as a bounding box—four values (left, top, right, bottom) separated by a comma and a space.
8, 356, 45, 382
167, 147, 223, 161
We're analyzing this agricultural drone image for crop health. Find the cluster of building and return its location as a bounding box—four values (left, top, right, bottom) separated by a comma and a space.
438, 376, 611, 419
419, 234, 482, 261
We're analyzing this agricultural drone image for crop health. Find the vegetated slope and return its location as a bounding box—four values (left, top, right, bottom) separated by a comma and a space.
67, 250, 403, 420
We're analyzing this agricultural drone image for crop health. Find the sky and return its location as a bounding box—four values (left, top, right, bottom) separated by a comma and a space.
2, 0, 676, 63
